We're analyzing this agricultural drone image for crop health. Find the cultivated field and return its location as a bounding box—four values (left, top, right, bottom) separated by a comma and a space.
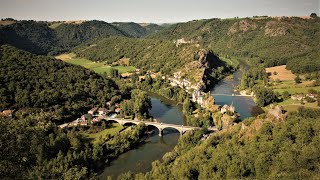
56, 53, 136, 74
266, 65, 296, 81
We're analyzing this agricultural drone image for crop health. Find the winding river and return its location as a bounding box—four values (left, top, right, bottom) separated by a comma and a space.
100, 61, 256, 179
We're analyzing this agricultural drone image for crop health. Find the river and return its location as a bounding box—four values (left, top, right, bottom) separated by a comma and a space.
99, 95, 186, 179
100, 61, 256, 179
211, 61, 257, 119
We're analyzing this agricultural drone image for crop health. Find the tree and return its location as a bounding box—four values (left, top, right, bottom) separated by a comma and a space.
294, 75, 301, 83
109, 68, 119, 78
102, 121, 107, 129
282, 91, 290, 99
63, 167, 88, 180
183, 99, 192, 114
253, 86, 277, 106
310, 13, 318, 18
131, 90, 151, 118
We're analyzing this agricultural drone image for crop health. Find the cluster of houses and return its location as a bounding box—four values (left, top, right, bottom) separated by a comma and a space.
168, 71, 201, 91
291, 93, 318, 101
174, 38, 198, 47
58, 105, 121, 128
0, 109, 13, 118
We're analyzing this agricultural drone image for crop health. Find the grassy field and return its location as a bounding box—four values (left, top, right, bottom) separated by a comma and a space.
56, 53, 136, 74
270, 80, 320, 94
49, 22, 62, 29
264, 98, 320, 112
83, 123, 123, 144
220, 57, 239, 67
265, 65, 296, 81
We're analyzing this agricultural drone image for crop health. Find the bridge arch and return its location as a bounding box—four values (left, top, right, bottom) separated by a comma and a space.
162, 127, 183, 136
145, 124, 161, 136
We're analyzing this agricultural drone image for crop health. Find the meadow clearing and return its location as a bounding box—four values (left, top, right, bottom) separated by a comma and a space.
56, 53, 136, 74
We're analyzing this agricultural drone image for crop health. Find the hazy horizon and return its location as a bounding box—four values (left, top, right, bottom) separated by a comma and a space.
0, 0, 319, 23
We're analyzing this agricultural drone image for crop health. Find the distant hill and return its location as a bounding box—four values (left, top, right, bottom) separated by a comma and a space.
0, 20, 59, 55
0, 45, 119, 121
0, 20, 127, 55
140, 23, 165, 35
0, 20, 166, 55
111, 22, 147, 37
55, 20, 127, 49
111, 22, 164, 37
149, 17, 320, 73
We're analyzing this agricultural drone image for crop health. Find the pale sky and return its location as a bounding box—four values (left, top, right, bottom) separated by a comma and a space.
0, 0, 319, 23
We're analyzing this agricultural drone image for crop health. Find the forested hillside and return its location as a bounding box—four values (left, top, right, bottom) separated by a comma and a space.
111, 22, 163, 37
55, 20, 127, 49
121, 108, 320, 179
73, 36, 201, 74
0, 45, 119, 121
0, 20, 165, 55
149, 17, 320, 73
0, 20, 59, 54
0, 20, 127, 55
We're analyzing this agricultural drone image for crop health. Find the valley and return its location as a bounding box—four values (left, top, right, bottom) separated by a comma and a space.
1, 10, 320, 180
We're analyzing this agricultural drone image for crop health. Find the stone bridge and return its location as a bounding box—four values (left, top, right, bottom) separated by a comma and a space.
104, 117, 217, 136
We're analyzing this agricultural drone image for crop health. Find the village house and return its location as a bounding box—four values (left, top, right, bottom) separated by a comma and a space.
291, 94, 305, 101
192, 90, 204, 105
98, 108, 108, 115
306, 94, 317, 99
92, 117, 103, 123
0, 109, 13, 118
115, 108, 121, 114
220, 103, 235, 114
88, 107, 98, 115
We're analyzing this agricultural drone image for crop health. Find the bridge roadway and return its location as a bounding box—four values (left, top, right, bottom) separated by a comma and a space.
212, 94, 253, 97
105, 117, 218, 136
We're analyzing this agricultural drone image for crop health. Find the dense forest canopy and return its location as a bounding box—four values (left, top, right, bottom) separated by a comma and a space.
0, 45, 119, 121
